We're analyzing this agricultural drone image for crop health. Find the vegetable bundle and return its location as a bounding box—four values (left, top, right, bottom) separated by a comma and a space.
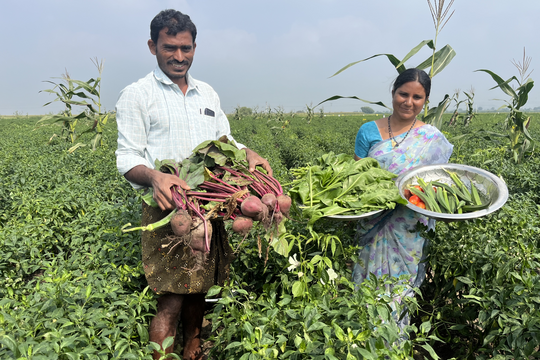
288, 152, 407, 230
123, 136, 290, 255
403, 169, 491, 214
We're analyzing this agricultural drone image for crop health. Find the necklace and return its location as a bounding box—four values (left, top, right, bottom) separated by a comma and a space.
388, 115, 417, 148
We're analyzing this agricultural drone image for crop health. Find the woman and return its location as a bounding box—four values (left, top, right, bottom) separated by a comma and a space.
352, 68, 453, 328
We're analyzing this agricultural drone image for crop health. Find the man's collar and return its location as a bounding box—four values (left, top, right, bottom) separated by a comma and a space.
153, 66, 199, 93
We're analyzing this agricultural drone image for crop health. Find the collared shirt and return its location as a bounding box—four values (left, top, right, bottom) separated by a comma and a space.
115, 67, 244, 189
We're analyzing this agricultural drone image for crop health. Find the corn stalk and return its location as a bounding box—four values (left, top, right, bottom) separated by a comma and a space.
36, 58, 109, 152
317, 0, 456, 128
476, 49, 535, 163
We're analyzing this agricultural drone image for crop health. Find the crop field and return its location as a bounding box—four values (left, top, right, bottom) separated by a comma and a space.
1, 113, 540, 359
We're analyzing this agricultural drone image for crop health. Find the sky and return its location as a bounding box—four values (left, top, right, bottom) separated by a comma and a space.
1, 0, 539, 115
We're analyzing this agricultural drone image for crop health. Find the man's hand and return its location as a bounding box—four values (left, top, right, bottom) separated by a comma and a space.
244, 148, 273, 177
124, 165, 190, 211
151, 172, 190, 211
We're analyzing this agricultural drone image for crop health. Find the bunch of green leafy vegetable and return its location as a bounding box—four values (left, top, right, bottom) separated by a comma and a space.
288, 152, 407, 229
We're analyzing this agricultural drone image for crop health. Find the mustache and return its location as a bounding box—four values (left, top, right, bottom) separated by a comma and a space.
168, 60, 188, 66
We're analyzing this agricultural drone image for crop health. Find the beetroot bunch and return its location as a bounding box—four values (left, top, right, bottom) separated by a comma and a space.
124, 136, 290, 255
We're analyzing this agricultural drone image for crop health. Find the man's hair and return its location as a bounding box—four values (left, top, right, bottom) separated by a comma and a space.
150, 9, 197, 45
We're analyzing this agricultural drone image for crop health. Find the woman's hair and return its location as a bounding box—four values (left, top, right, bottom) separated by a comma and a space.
150, 9, 197, 45
392, 68, 431, 98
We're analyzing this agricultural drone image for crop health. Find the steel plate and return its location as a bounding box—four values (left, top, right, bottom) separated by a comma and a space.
395, 163, 508, 221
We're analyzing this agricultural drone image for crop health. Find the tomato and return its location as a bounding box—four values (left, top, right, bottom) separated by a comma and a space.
417, 201, 426, 209
409, 195, 420, 205
413, 185, 423, 192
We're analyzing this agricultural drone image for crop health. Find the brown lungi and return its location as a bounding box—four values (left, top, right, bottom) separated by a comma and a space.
141, 202, 234, 295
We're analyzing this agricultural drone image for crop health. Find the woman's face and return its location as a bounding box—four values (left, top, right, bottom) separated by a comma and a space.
392, 81, 427, 122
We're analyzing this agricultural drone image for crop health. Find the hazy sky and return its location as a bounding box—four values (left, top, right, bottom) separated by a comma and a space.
1, 0, 539, 115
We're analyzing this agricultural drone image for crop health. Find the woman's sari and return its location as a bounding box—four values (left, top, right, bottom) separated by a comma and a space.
352, 124, 453, 327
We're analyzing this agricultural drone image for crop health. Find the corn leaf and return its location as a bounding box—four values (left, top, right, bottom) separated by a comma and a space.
316, 95, 390, 110
416, 44, 456, 77
516, 78, 534, 109
330, 53, 406, 78
394, 39, 435, 69
475, 69, 518, 98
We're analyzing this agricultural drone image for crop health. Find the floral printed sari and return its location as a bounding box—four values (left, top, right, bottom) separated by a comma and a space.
352, 124, 453, 326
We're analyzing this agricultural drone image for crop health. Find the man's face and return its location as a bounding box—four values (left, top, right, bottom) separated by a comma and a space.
148, 29, 196, 86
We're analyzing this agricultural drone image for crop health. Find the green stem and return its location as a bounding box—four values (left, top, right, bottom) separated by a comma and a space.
122, 208, 177, 232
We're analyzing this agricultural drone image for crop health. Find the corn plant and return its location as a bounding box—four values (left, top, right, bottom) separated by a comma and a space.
36, 58, 109, 152
476, 49, 535, 163
317, 0, 456, 128
305, 103, 315, 124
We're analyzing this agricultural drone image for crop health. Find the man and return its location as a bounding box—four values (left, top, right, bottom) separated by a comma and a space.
115, 9, 271, 360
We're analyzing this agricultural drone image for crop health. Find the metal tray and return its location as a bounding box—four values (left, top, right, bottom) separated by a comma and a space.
395, 163, 508, 221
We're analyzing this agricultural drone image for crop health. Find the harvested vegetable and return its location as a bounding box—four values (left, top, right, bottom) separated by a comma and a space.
288, 152, 407, 230
123, 136, 288, 255
232, 215, 254, 236
406, 169, 491, 214
170, 209, 192, 237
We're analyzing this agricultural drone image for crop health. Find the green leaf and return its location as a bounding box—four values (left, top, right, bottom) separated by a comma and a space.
356, 347, 375, 359
475, 69, 518, 98
456, 276, 473, 285
206, 285, 222, 298
394, 39, 434, 69
137, 323, 149, 343
292, 281, 304, 298
330, 53, 406, 78
332, 323, 345, 342
162, 336, 175, 350
416, 44, 456, 77
225, 341, 243, 350
420, 344, 440, 360
316, 95, 390, 111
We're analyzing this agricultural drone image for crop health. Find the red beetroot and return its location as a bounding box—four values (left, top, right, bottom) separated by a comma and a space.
276, 194, 292, 216
240, 195, 265, 219
253, 205, 268, 222
261, 193, 277, 211
170, 209, 192, 237
189, 217, 212, 252
231, 215, 253, 236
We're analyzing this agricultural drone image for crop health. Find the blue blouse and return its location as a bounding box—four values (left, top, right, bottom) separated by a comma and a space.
355, 121, 382, 158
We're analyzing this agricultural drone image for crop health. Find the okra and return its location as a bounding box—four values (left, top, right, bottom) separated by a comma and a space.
447, 192, 456, 213
470, 181, 483, 206
445, 170, 472, 203
462, 202, 491, 212
436, 186, 451, 213
417, 178, 442, 213
432, 181, 456, 196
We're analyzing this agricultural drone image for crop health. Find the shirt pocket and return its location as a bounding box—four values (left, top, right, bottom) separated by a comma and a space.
197, 104, 219, 138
